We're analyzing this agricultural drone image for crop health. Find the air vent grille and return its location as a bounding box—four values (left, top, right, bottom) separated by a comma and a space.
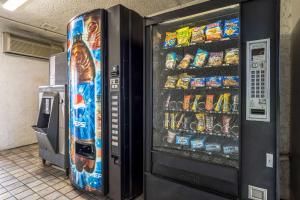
2, 32, 63, 59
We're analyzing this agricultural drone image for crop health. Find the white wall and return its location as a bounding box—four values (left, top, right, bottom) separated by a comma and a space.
0, 28, 49, 150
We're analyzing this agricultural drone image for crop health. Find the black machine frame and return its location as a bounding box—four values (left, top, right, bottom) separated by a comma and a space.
143, 0, 280, 199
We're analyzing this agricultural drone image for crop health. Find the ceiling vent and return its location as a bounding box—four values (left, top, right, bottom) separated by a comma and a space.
2, 32, 64, 59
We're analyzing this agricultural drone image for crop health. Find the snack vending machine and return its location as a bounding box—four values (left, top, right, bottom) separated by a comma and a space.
144, 0, 279, 200
68, 5, 143, 200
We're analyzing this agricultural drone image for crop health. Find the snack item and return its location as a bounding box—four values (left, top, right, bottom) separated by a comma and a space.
176, 73, 191, 89
206, 115, 214, 133
191, 95, 202, 112
225, 48, 239, 65
165, 52, 177, 69
178, 54, 193, 69
215, 94, 224, 112
206, 76, 223, 88
176, 135, 192, 146
183, 95, 192, 111
223, 76, 240, 87
183, 117, 190, 130
232, 95, 239, 112
170, 113, 176, 129
163, 32, 177, 48
164, 75, 178, 89
196, 113, 206, 132
206, 21, 223, 41
176, 113, 185, 129
192, 49, 209, 67
205, 143, 221, 152
166, 130, 177, 143
208, 52, 224, 67
222, 115, 232, 134
205, 95, 214, 111
223, 93, 231, 113
176, 27, 191, 46
190, 78, 206, 89
164, 112, 169, 129
191, 26, 206, 43
191, 136, 206, 150
164, 94, 171, 109
224, 18, 240, 38
223, 145, 239, 154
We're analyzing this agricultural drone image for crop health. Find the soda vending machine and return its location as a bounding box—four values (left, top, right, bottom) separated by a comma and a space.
144, 0, 279, 200
67, 5, 143, 200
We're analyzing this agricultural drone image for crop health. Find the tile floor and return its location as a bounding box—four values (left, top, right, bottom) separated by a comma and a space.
0, 144, 106, 200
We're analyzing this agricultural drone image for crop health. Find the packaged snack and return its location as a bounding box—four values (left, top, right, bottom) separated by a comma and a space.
223, 76, 240, 87
196, 113, 206, 132
206, 21, 223, 41
165, 52, 177, 69
164, 94, 171, 109
223, 145, 239, 154
164, 75, 178, 89
164, 112, 169, 129
206, 115, 214, 133
225, 48, 239, 65
176, 135, 192, 146
190, 78, 206, 89
208, 52, 224, 67
222, 115, 232, 134
206, 76, 223, 88
176, 113, 185, 129
191, 136, 206, 150
183, 117, 190, 130
191, 26, 206, 43
178, 54, 193, 69
166, 130, 177, 143
223, 93, 231, 113
192, 48, 209, 67
232, 95, 239, 112
224, 18, 240, 38
214, 94, 224, 112
191, 95, 202, 112
205, 95, 214, 111
176, 27, 191, 46
205, 143, 221, 152
176, 73, 192, 89
183, 95, 192, 111
163, 32, 177, 48
170, 113, 177, 129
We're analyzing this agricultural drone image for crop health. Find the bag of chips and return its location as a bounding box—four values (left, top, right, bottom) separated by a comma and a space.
191, 136, 206, 150
190, 78, 206, 89
178, 54, 193, 69
164, 75, 178, 89
206, 21, 223, 41
191, 26, 206, 43
223, 76, 240, 87
176, 113, 185, 129
196, 113, 206, 132
205, 95, 214, 111
163, 32, 177, 48
191, 95, 202, 112
206, 115, 214, 133
225, 48, 239, 65
176, 73, 192, 89
214, 94, 224, 112
223, 93, 231, 113
192, 48, 209, 67
183, 95, 192, 111
222, 115, 232, 134
176, 27, 191, 46
208, 52, 224, 67
165, 52, 177, 70
224, 18, 240, 38
206, 76, 223, 88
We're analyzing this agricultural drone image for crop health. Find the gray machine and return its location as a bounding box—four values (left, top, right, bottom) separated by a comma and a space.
32, 53, 68, 174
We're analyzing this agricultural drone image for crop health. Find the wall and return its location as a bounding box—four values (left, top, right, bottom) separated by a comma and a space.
0, 26, 49, 150
280, 0, 300, 199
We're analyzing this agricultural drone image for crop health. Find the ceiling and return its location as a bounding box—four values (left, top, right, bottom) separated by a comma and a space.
0, 0, 207, 43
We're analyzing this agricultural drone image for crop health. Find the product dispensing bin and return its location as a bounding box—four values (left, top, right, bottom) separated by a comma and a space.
32, 85, 68, 175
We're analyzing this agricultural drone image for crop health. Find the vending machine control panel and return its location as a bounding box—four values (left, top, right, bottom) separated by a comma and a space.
246, 39, 270, 122
110, 65, 120, 157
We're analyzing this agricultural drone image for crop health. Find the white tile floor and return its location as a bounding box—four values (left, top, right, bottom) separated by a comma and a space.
0, 144, 107, 200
